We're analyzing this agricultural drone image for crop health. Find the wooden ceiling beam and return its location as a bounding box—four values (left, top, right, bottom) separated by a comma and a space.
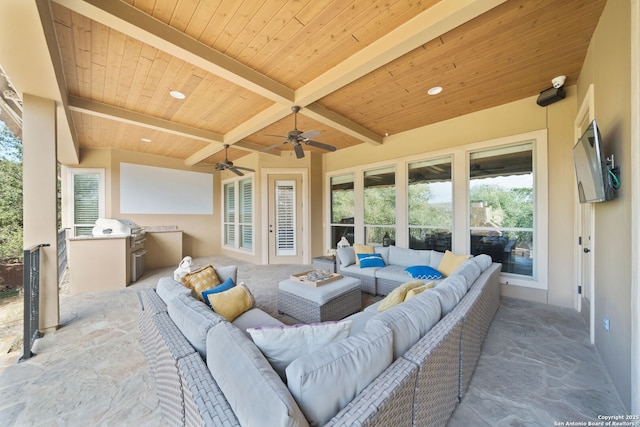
53, 0, 294, 105
68, 95, 228, 145
185, 103, 290, 165
302, 103, 383, 146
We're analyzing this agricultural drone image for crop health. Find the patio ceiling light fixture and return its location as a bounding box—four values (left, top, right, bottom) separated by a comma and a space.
141, 138, 152, 143
169, 90, 186, 99
427, 86, 443, 95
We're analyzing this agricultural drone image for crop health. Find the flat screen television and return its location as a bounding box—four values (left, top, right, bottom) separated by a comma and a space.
573, 119, 615, 203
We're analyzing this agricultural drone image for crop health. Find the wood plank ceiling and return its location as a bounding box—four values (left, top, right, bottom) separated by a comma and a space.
46, 0, 607, 166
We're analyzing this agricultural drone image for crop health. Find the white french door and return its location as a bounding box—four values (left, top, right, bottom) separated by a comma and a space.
268, 174, 303, 264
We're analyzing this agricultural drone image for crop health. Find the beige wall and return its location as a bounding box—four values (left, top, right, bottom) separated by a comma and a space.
577, 0, 632, 410
324, 88, 578, 308
64, 148, 218, 259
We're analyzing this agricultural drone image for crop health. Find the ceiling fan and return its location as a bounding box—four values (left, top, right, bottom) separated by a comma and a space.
214, 144, 255, 176
260, 106, 336, 158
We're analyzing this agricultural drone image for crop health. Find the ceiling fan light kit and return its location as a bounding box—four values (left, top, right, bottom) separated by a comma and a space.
260, 106, 337, 159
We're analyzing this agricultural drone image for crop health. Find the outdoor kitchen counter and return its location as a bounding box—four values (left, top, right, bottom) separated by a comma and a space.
67, 235, 131, 294
142, 226, 183, 270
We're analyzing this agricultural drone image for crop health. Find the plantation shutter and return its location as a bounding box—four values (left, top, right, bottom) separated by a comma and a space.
73, 173, 101, 236
239, 178, 253, 249
275, 180, 295, 255
224, 183, 236, 246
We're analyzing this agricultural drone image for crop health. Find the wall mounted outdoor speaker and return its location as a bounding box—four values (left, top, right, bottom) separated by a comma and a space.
536, 86, 566, 106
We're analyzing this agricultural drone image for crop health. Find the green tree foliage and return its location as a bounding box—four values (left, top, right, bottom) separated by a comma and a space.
408, 183, 452, 227
0, 123, 23, 260
470, 183, 533, 229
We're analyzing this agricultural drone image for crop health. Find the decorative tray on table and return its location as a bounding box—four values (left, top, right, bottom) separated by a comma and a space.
290, 270, 343, 287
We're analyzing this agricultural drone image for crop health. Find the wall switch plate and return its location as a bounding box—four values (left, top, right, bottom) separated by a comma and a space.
603, 316, 610, 332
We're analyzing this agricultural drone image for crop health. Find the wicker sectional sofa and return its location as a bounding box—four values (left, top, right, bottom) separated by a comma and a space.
336, 245, 450, 295
137, 255, 501, 427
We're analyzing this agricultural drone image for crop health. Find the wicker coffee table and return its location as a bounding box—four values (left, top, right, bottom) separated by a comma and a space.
277, 275, 362, 323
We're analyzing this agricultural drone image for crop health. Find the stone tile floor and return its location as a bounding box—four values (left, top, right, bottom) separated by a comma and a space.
0, 260, 629, 426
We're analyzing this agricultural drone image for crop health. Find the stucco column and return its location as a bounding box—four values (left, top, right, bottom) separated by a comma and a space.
22, 93, 59, 332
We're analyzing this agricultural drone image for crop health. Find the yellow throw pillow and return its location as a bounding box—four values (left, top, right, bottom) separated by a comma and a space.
180, 265, 221, 301
377, 280, 424, 312
438, 251, 471, 277
353, 244, 374, 266
207, 283, 255, 322
404, 282, 435, 301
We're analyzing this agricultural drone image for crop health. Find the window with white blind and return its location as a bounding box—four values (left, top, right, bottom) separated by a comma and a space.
275, 180, 295, 255
223, 177, 253, 252
67, 169, 105, 236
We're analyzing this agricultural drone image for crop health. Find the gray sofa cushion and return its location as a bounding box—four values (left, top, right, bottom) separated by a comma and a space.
286, 325, 393, 426
215, 264, 238, 283
156, 277, 193, 304
337, 246, 356, 267
429, 250, 445, 268
374, 264, 412, 282
472, 254, 492, 271
206, 322, 309, 427
387, 246, 430, 267
343, 310, 376, 336
431, 277, 467, 316
233, 308, 285, 336
167, 294, 224, 357
456, 260, 482, 290
367, 290, 441, 360
339, 263, 380, 278
374, 246, 390, 264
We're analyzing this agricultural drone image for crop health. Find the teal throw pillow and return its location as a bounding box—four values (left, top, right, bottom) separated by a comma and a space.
405, 265, 443, 280
201, 277, 235, 307
357, 253, 385, 268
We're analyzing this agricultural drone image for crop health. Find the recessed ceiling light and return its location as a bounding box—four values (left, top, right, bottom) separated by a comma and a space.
427, 86, 443, 95
141, 138, 152, 143
169, 90, 186, 99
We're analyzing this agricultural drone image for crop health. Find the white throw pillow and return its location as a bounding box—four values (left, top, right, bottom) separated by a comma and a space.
248, 320, 352, 380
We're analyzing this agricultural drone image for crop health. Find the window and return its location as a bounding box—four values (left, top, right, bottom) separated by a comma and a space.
330, 174, 355, 247
67, 169, 105, 236
469, 143, 533, 277
223, 177, 253, 251
364, 166, 395, 245
275, 180, 295, 255
408, 157, 452, 251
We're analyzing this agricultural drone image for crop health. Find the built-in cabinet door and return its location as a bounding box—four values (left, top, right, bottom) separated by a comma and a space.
268, 174, 303, 264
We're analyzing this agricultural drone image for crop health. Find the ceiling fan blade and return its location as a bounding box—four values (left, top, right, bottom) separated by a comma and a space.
300, 130, 320, 139
260, 140, 288, 152
305, 140, 337, 152
230, 167, 245, 176
261, 133, 288, 138
294, 143, 305, 159
233, 166, 255, 172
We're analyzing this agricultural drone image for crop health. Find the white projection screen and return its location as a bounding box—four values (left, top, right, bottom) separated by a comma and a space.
120, 163, 213, 214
